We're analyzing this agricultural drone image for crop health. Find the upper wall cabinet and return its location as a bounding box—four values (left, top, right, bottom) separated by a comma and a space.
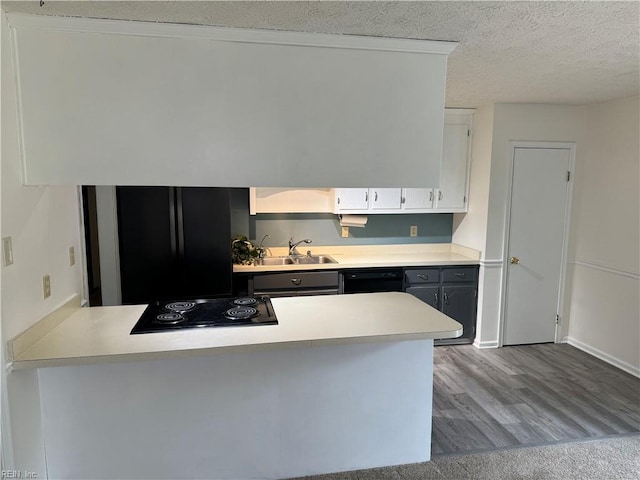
334, 109, 474, 214
435, 109, 473, 212
8, 14, 456, 188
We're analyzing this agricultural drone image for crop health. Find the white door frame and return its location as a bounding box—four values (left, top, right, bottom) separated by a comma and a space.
499, 141, 576, 347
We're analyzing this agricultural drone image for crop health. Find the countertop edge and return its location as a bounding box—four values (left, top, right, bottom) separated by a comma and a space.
234, 258, 480, 273
233, 244, 481, 273
11, 328, 461, 370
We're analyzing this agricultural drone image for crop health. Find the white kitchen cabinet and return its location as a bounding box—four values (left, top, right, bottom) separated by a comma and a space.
371, 188, 403, 210
335, 188, 403, 213
335, 187, 432, 213
335, 188, 370, 211
434, 110, 473, 212
402, 188, 435, 210
8, 14, 455, 188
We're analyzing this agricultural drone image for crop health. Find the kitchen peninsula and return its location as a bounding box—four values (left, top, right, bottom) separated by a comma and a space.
11, 292, 461, 480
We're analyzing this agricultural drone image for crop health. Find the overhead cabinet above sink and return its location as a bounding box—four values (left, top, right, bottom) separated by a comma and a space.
8, 14, 456, 188
335, 110, 473, 214
249, 109, 474, 214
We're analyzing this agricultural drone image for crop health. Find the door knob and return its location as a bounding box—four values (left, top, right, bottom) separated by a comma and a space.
510, 256, 520, 264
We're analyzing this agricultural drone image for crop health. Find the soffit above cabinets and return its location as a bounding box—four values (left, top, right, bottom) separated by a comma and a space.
8, 14, 456, 188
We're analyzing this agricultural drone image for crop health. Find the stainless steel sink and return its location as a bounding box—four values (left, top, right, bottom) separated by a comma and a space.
256, 255, 337, 265
256, 257, 294, 265
292, 255, 337, 264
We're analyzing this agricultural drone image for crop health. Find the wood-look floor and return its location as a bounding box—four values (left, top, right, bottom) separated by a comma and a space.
432, 343, 640, 455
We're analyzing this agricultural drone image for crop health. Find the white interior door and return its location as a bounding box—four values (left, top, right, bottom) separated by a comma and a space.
504, 147, 570, 345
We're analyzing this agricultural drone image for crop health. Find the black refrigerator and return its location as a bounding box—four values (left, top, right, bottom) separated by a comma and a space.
116, 186, 232, 304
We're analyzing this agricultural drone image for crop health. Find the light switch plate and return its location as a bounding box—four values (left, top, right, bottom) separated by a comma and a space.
69, 246, 76, 266
341, 226, 349, 238
410, 225, 418, 237
2, 236, 13, 266
43, 275, 51, 299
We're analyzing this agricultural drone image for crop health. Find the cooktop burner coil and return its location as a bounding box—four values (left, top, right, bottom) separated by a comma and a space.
155, 312, 185, 324
165, 301, 197, 313
225, 306, 259, 320
232, 297, 258, 306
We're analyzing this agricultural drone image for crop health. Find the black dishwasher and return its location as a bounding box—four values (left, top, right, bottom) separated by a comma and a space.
343, 268, 404, 294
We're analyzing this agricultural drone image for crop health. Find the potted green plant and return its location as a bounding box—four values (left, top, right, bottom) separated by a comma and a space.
231, 235, 266, 265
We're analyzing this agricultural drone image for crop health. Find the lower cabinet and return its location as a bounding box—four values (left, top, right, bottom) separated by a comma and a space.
248, 271, 340, 297
441, 285, 477, 343
404, 266, 478, 345
238, 265, 478, 346
405, 286, 439, 309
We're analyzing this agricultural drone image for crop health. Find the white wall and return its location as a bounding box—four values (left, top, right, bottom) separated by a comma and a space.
452, 104, 498, 348
0, 12, 4, 465
463, 103, 588, 347
1, 11, 85, 471
458, 100, 639, 370
486, 104, 588, 261
566, 96, 639, 375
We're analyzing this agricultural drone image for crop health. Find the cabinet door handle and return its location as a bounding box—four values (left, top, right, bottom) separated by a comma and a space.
374, 191, 378, 202
454, 273, 466, 278
337, 197, 341, 205
438, 191, 443, 201
401, 197, 406, 204
434, 292, 439, 308
444, 292, 449, 305
290, 278, 302, 286
429, 190, 433, 202
417, 274, 429, 281
365, 191, 368, 202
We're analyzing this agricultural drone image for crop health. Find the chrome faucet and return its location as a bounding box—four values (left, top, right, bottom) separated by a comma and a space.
289, 237, 312, 256
258, 234, 271, 258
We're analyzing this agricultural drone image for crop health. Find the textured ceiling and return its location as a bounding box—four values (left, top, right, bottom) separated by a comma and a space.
2, 1, 639, 107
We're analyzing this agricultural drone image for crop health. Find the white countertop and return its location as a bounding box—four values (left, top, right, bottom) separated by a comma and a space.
11, 292, 462, 370
233, 243, 480, 273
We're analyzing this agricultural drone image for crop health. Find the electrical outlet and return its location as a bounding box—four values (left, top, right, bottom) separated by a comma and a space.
43, 274, 51, 299
410, 225, 418, 237
341, 226, 349, 238
69, 246, 76, 266
2, 236, 13, 266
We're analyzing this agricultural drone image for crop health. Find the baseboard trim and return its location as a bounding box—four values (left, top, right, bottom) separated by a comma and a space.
566, 337, 640, 378
480, 259, 502, 268
474, 340, 499, 349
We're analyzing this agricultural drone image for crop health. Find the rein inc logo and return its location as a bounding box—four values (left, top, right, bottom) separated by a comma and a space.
2, 472, 37, 479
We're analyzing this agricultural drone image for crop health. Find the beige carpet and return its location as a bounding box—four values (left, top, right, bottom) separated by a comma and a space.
290, 434, 640, 479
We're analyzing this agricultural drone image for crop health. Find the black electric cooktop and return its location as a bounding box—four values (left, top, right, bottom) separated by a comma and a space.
130, 297, 278, 334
